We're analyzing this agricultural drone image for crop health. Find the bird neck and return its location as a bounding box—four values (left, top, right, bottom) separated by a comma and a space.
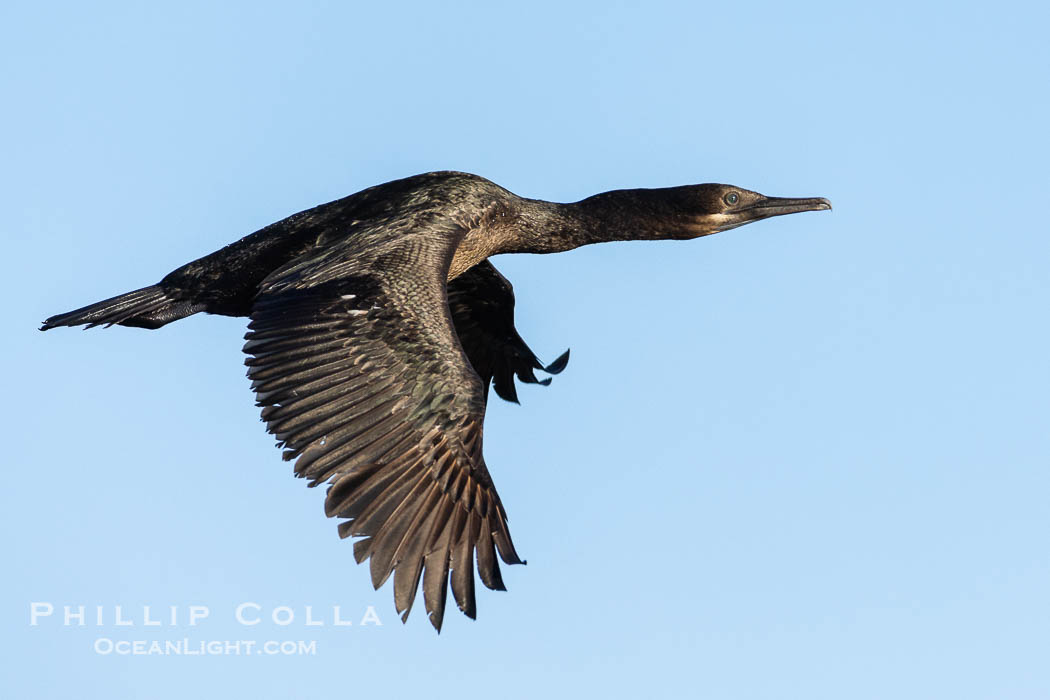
509, 191, 698, 255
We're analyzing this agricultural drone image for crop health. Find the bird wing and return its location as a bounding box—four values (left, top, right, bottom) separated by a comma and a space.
447, 260, 569, 404
243, 217, 523, 631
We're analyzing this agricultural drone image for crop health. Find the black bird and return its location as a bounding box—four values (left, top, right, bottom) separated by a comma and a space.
41, 171, 831, 631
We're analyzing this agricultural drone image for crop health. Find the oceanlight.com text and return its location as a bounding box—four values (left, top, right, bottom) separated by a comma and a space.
93, 638, 317, 656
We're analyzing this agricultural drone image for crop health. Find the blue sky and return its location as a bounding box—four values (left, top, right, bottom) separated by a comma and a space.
3, 1, 1049, 698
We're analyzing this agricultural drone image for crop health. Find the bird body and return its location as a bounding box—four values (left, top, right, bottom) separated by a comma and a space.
42, 170, 830, 631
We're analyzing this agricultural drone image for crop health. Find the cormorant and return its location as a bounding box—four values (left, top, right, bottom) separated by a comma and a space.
41, 171, 831, 631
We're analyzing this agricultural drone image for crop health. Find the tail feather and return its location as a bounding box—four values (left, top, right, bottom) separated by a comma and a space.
40, 285, 200, 331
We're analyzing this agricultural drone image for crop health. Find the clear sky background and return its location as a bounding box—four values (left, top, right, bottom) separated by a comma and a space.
3, 1, 1049, 698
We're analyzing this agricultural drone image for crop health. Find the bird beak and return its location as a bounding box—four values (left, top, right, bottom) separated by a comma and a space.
713, 194, 832, 233
744, 195, 833, 218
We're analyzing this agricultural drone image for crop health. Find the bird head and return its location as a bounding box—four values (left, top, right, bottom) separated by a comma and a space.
657, 183, 832, 238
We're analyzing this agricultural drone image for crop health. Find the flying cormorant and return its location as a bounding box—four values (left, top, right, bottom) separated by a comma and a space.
41, 171, 831, 631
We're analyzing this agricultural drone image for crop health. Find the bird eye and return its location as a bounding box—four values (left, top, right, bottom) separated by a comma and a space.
724, 192, 740, 206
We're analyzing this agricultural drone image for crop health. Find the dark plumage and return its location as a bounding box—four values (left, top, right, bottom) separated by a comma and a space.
41, 170, 830, 631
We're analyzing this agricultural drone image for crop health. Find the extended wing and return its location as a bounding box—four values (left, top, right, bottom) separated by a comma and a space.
447, 260, 568, 404
243, 217, 522, 631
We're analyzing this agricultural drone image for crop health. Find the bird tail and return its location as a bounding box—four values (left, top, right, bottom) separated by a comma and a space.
40, 285, 201, 331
